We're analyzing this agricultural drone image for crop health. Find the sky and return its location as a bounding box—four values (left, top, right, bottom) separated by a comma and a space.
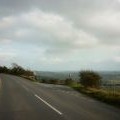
0, 0, 120, 71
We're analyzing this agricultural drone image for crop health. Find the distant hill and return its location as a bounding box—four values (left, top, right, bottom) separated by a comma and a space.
100, 71, 120, 80
35, 71, 120, 82
35, 71, 79, 81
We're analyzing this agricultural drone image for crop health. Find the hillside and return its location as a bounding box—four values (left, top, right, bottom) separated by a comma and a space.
35, 71, 120, 82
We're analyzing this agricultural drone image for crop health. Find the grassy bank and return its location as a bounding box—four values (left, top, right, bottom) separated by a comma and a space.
71, 84, 120, 108
20, 75, 37, 82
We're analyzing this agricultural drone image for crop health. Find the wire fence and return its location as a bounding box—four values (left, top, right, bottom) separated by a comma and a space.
101, 80, 120, 95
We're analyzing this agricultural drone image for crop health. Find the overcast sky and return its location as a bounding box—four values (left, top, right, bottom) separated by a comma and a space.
0, 0, 120, 71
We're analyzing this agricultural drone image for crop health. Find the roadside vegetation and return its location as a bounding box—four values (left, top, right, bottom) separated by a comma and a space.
79, 71, 101, 88
72, 71, 120, 108
0, 63, 36, 81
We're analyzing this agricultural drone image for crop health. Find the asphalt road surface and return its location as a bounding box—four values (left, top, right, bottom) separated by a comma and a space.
0, 74, 120, 120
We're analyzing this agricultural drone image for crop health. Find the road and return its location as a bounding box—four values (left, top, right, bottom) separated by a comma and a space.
0, 74, 120, 120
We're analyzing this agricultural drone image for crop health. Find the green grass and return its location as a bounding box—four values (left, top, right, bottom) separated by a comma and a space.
70, 83, 120, 108
102, 86, 120, 93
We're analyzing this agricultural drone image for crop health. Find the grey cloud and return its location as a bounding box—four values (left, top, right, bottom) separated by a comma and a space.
1, 0, 120, 18
0, 0, 120, 70
1, 0, 120, 50
0, 0, 120, 47
0, 9, 99, 55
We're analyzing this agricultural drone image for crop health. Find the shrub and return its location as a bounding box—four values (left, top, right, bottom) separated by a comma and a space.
79, 70, 101, 88
65, 78, 74, 86
49, 79, 59, 84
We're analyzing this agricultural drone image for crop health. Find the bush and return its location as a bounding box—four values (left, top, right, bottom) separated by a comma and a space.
0, 63, 35, 80
65, 78, 74, 86
49, 79, 59, 84
79, 70, 101, 88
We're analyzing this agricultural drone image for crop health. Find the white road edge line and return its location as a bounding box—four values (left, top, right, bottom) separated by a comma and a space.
34, 94, 63, 115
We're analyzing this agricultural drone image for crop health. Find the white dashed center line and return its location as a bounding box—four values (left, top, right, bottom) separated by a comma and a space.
35, 94, 63, 115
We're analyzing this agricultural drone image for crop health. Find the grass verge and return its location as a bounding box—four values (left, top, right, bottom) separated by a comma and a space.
71, 84, 120, 108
